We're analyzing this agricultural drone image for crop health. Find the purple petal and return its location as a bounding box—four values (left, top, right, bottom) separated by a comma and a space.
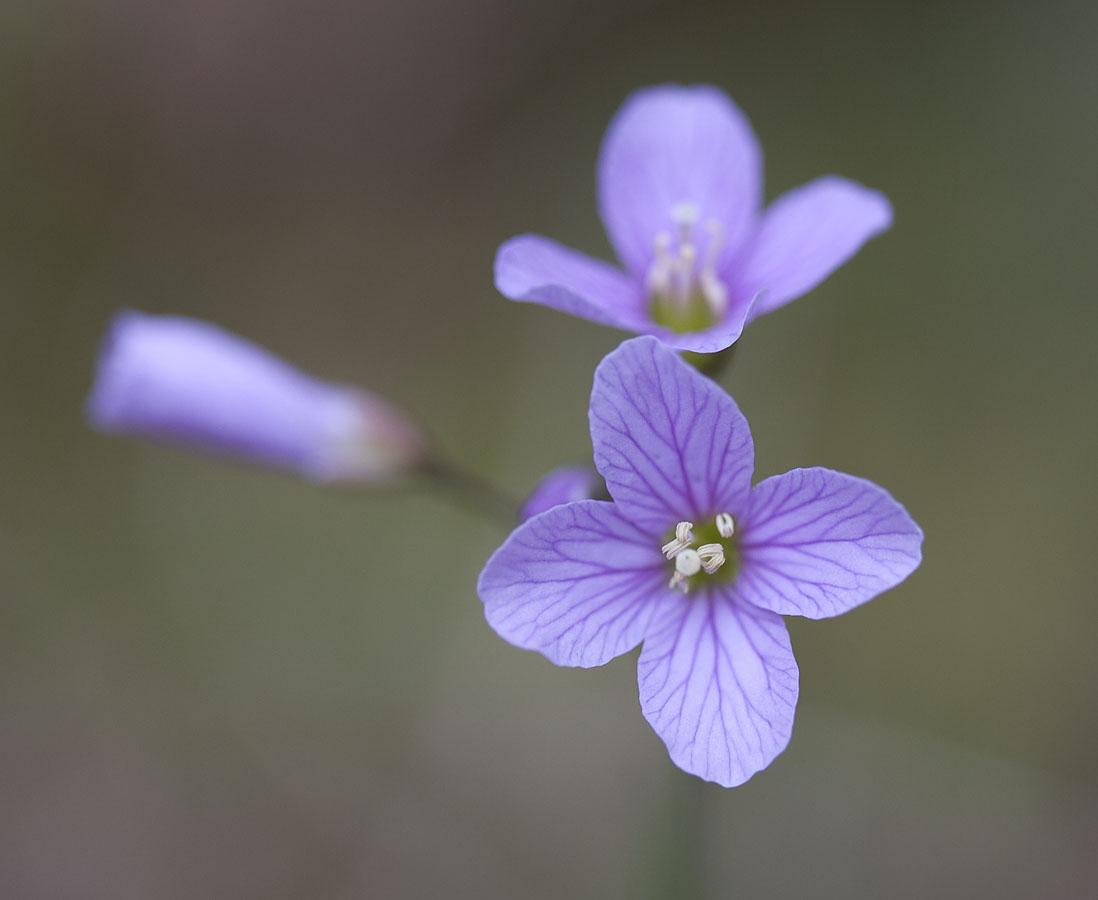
733, 176, 893, 319
589, 336, 755, 531
598, 85, 762, 277
519, 465, 605, 524
649, 296, 755, 355
86, 311, 424, 481
494, 234, 648, 332
638, 591, 799, 787
478, 500, 671, 668
735, 467, 923, 619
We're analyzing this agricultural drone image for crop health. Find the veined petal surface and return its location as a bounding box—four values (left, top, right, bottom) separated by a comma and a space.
494, 234, 648, 331
589, 337, 754, 531
734, 176, 893, 319
598, 85, 762, 277
638, 592, 799, 787
478, 500, 669, 668
736, 467, 923, 619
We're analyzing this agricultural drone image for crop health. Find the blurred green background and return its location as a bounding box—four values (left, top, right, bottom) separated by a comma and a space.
3, 0, 1096, 896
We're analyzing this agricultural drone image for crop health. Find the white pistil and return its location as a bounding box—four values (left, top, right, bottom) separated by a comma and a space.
675, 548, 702, 577
671, 204, 698, 308
661, 520, 694, 559
715, 513, 735, 538
672, 202, 699, 235
697, 543, 725, 575
668, 549, 701, 592
674, 244, 696, 306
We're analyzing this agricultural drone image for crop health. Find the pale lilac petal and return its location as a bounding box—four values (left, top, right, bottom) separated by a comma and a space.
87, 311, 424, 481
598, 85, 762, 277
735, 467, 922, 619
494, 234, 648, 331
649, 296, 755, 355
733, 176, 893, 319
589, 336, 754, 531
478, 500, 671, 668
638, 591, 799, 787
519, 465, 605, 523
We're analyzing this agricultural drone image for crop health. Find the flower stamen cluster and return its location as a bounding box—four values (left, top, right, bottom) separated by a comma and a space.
664, 516, 731, 592
646, 203, 729, 333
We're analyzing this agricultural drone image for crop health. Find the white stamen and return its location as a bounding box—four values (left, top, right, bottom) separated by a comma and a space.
675, 548, 702, 577
699, 272, 728, 317
647, 233, 673, 295
669, 571, 689, 593
702, 219, 724, 272
653, 231, 673, 260
698, 219, 728, 317
661, 520, 694, 559
715, 513, 735, 538
697, 543, 725, 574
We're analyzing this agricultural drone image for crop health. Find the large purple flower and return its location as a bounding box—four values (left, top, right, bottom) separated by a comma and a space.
478, 337, 922, 786
495, 85, 892, 353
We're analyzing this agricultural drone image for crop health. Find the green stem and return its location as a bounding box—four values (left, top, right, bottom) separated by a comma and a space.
648, 773, 707, 900
417, 455, 521, 528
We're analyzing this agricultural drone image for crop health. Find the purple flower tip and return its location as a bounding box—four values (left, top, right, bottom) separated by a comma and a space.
87, 310, 425, 482
494, 84, 893, 353
519, 465, 606, 523
478, 336, 922, 786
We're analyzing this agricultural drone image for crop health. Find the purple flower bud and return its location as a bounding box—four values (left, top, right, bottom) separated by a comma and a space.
519, 465, 605, 523
87, 311, 425, 482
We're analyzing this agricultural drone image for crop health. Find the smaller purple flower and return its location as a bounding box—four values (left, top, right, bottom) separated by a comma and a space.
87, 311, 425, 482
478, 337, 922, 786
496, 85, 892, 353
519, 465, 606, 523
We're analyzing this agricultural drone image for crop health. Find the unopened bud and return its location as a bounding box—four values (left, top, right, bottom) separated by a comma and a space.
86, 311, 425, 483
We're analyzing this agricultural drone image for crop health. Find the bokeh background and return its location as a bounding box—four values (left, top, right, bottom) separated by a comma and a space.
3, 0, 1096, 897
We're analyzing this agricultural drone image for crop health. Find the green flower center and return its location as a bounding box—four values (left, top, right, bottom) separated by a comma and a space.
650, 289, 721, 334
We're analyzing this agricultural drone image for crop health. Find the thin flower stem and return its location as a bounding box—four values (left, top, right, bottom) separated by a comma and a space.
417, 455, 521, 528
648, 774, 707, 900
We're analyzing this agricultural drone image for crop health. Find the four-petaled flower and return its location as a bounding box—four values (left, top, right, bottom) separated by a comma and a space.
495, 84, 893, 353
478, 336, 922, 786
